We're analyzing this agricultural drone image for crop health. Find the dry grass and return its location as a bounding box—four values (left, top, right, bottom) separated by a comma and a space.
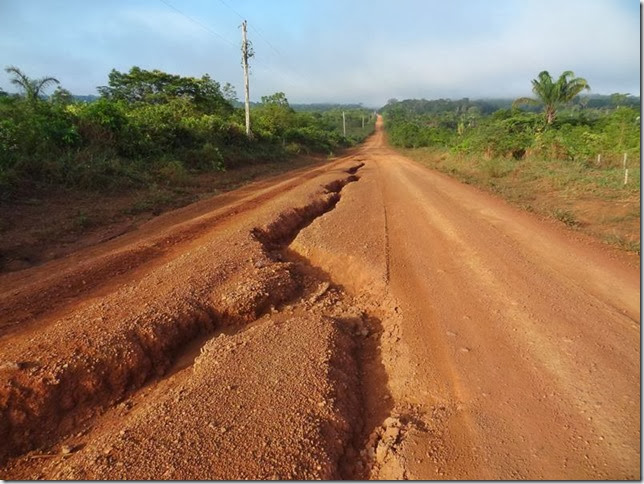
399, 147, 641, 254
0, 154, 329, 271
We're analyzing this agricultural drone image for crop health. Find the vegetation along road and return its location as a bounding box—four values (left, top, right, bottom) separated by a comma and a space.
0, 116, 638, 479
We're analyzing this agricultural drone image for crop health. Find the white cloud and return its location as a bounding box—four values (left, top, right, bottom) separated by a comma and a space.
303, 0, 639, 105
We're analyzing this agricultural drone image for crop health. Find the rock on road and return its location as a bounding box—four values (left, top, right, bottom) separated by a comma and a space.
0, 116, 639, 480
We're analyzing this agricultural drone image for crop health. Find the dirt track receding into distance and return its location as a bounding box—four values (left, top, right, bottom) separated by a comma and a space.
0, 117, 639, 479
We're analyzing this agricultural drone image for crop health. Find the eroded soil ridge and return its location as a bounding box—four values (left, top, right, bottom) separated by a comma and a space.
1, 165, 373, 478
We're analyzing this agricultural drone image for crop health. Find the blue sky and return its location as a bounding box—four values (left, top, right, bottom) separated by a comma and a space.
0, 0, 639, 107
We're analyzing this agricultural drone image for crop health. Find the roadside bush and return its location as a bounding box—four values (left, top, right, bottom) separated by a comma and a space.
385, 100, 639, 165
285, 142, 303, 155
124, 99, 196, 157
179, 114, 225, 144
181, 142, 225, 172
285, 126, 341, 152
156, 159, 191, 186
75, 98, 128, 148
388, 121, 423, 148
596, 107, 640, 164
0, 118, 19, 166
0, 66, 377, 197
2, 101, 79, 158
453, 112, 538, 159
59, 152, 146, 190
479, 158, 515, 178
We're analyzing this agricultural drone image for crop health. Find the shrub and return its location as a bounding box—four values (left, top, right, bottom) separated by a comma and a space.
157, 159, 191, 186
181, 142, 225, 172
285, 126, 341, 152
0, 66, 377, 196
76, 98, 128, 148
480, 158, 515, 178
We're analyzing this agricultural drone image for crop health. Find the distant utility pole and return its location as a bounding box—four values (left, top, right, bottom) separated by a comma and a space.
362, 115, 365, 129
241, 20, 251, 139
342, 111, 346, 137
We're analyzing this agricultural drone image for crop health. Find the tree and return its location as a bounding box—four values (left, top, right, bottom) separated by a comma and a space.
261, 92, 290, 107
255, 92, 294, 136
513, 70, 590, 124
50, 86, 74, 105
222, 82, 238, 103
97, 66, 232, 114
610, 93, 629, 107
4, 65, 60, 103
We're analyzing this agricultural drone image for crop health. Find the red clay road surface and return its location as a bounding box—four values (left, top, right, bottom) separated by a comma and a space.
0, 117, 639, 480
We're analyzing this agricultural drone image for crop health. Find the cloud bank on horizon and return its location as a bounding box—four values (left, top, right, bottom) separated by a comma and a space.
0, 0, 639, 107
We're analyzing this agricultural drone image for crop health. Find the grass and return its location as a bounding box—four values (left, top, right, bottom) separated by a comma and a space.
551, 208, 580, 227
71, 209, 94, 231
127, 186, 181, 216
602, 233, 641, 254
398, 146, 641, 254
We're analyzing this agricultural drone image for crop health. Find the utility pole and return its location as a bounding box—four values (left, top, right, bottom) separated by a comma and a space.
342, 111, 346, 137
362, 115, 365, 129
241, 20, 251, 139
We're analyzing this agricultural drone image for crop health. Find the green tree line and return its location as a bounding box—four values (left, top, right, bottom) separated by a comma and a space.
383, 71, 640, 165
0, 66, 375, 198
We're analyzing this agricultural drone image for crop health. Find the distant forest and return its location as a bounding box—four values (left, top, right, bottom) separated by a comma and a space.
34, 93, 641, 116
0, 92, 369, 113
379, 94, 640, 115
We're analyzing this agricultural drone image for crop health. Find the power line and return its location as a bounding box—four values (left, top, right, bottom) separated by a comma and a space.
217, 0, 282, 58
158, 0, 236, 48
217, 0, 243, 20
159, 0, 300, 92
249, 24, 282, 58
215, 2, 313, 90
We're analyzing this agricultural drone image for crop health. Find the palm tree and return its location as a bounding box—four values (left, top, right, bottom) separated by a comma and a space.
513, 70, 590, 124
4, 66, 59, 103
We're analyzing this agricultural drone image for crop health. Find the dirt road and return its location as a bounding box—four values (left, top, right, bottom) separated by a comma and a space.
0, 117, 639, 479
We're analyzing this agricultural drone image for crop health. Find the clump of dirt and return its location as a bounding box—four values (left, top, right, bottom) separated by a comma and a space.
213, 258, 298, 324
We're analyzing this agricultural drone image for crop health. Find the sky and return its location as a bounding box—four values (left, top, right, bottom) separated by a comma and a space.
0, 0, 640, 107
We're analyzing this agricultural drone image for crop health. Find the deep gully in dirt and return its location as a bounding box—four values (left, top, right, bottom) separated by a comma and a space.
252, 160, 403, 479
0, 164, 365, 469
0, 159, 354, 336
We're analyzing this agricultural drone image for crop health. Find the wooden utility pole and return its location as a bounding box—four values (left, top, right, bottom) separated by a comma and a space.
241, 20, 251, 139
342, 111, 346, 137
362, 115, 365, 129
